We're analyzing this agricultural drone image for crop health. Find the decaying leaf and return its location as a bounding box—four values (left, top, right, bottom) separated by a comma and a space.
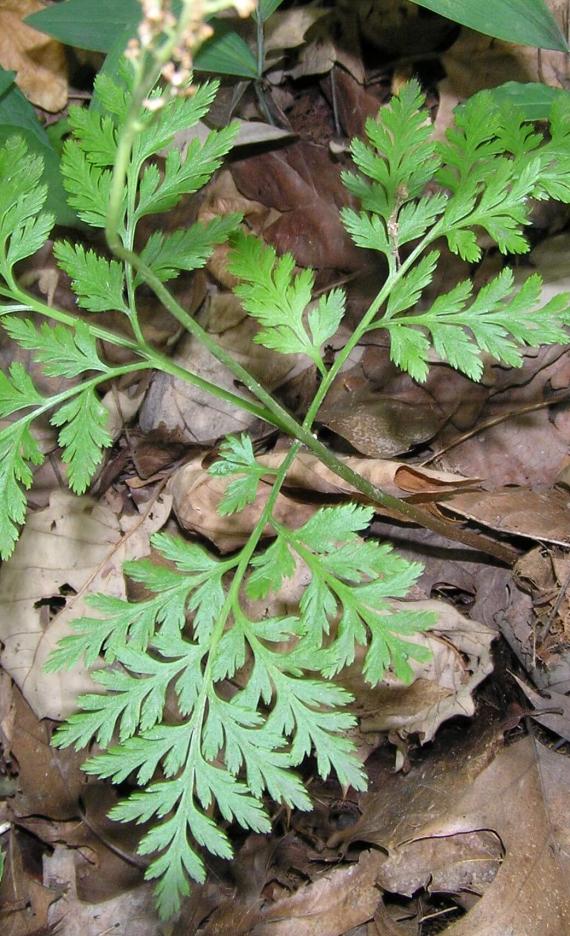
0, 826, 59, 936
252, 849, 381, 936
264, 7, 330, 59
350, 599, 495, 744
0, 0, 67, 111
318, 390, 448, 457
9, 687, 86, 820
446, 487, 570, 547
0, 490, 171, 720
44, 844, 159, 936
169, 448, 474, 550
513, 674, 570, 744
231, 140, 367, 270
325, 725, 570, 935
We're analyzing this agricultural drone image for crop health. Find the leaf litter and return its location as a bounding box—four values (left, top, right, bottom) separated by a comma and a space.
2, 1, 570, 933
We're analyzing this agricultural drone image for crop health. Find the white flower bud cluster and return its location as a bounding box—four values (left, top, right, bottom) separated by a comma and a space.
126, 0, 257, 110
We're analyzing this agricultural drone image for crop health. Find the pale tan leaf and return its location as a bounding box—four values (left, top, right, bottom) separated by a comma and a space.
169, 449, 473, 550
0, 490, 171, 720
0, 0, 67, 112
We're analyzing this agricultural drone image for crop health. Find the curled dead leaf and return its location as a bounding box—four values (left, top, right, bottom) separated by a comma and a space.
169, 448, 474, 550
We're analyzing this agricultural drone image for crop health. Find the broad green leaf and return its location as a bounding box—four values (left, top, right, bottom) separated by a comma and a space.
255, 0, 285, 22
26, 0, 142, 52
0, 68, 14, 97
194, 24, 259, 78
469, 82, 570, 122
0, 69, 75, 225
409, 0, 568, 51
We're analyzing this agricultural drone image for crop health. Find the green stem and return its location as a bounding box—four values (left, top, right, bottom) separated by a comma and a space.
8, 285, 140, 352
7, 286, 277, 426
12, 361, 150, 431
124, 157, 146, 346
179, 439, 302, 822
105, 246, 516, 562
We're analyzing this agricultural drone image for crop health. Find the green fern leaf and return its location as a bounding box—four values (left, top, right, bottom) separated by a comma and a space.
383, 268, 570, 382
67, 105, 118, 167
134, 80, 221, 163
0, 137, 54, 277
209, 433, 278, 515
2, 318, 110, 377
53, 242, 128, 313
61, 141, 113, 228
136, 124, 238, 218
0, 364, 44, 417
50, 388, 113, 492
136, 214, 242, 285
0, 423, 44, 559
228, 233, 344, 366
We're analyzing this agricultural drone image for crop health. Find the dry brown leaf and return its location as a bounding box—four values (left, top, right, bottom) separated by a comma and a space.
169, 448, 473, 550
434, 2, 570, 141
44, 844, 160, 936
376, 829, 503, 901
431, 237, 570, 488
0, 490, 171, 720
169, 455, 313, 552
9, 687, 86, 820
0, 827, 60, 936
17, 793, 146, 906
424, 738, 570, 935
329, 723, 570, 934
341, 0, 455, 58
252, 849, 381, 936
330, 723, 502, 852
318, 391, 447, 457
230, 140, 367, 270
0, 0, 67, 111
434, 349, 570, 488
444, 16, 569, 98
512, 674, 570, 743
287, 35, 337, 79
445, 486, 570, 547
264, 7, 330, 57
